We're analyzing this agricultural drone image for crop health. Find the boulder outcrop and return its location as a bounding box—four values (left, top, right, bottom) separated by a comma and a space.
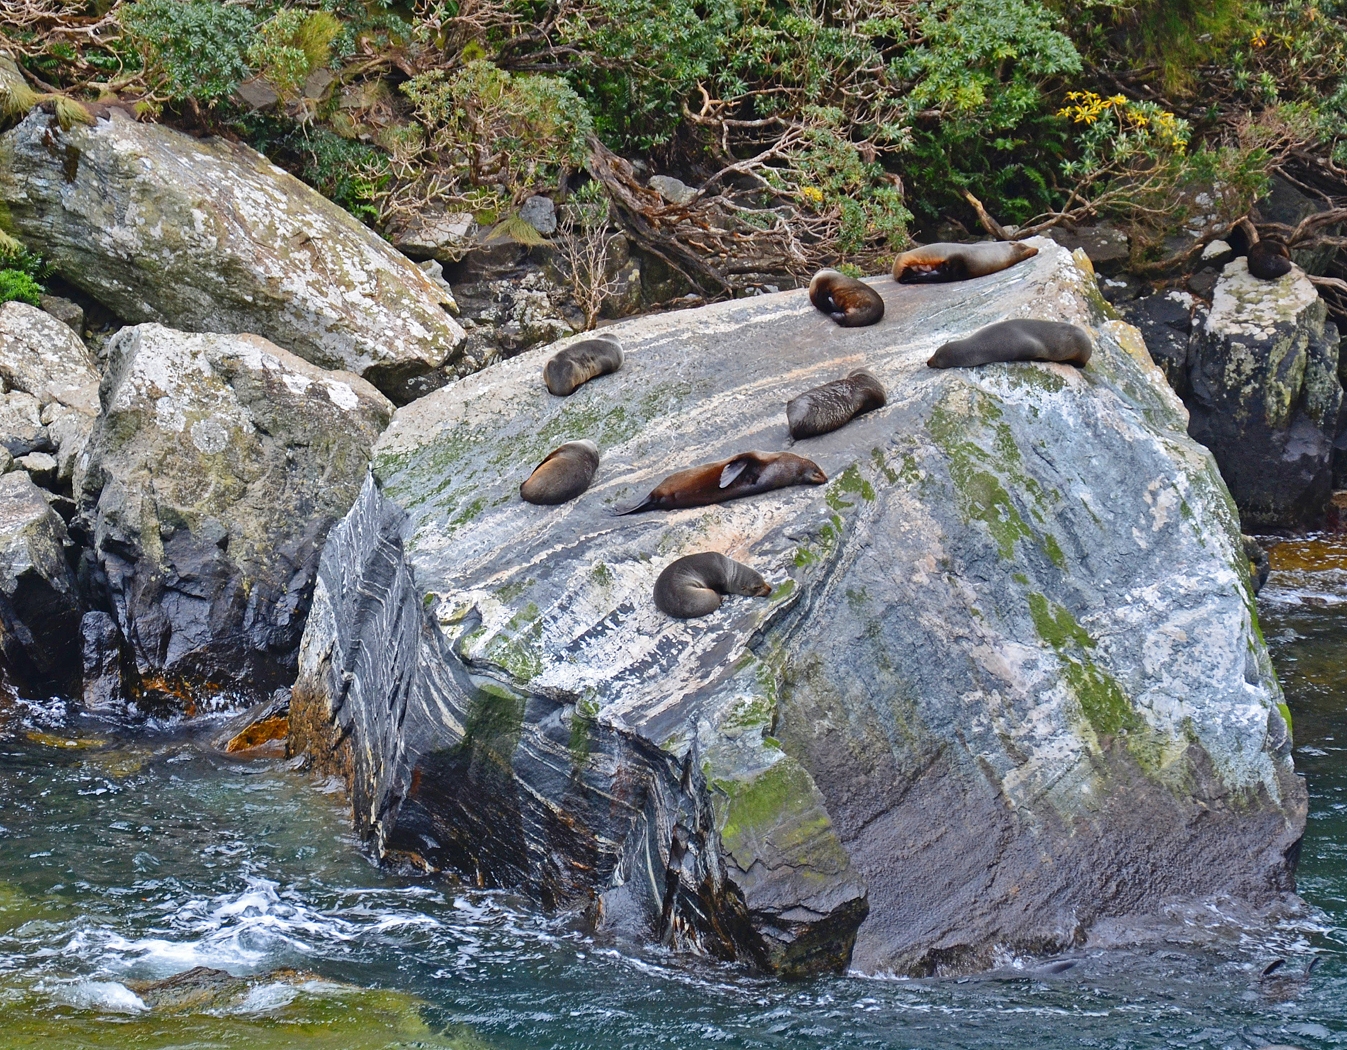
0, 301, 101, 481
0, 109, 464, 404
0, 471, 81, 695
290, 240, 1306, 976
1187, 257, 1344, 527
77, 324, 392, 708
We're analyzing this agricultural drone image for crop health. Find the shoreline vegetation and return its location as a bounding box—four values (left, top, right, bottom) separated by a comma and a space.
4, 0, 1347, 313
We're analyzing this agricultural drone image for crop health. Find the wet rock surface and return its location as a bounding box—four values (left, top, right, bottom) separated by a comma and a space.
0, 471, 81, 695
0, 109, 464, 404
1187, 258, 1344, 527
291, 240, 1305, 976
76, 324, 393, 708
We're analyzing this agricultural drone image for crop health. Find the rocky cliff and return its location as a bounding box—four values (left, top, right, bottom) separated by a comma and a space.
290, 240, 1307, 976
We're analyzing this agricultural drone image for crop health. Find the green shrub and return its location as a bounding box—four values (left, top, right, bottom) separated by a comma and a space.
121, 0, 256, 104
556, 0, 735, 148
402, 60, 593, 205
247, 9, 342, 96
895, 0, 1082, 225
0, 270, 42, 306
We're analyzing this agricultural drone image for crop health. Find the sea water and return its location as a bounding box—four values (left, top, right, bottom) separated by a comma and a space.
0, 537, 1342, 1049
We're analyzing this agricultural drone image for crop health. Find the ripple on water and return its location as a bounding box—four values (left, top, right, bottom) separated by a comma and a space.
0, 553, 1344, 1048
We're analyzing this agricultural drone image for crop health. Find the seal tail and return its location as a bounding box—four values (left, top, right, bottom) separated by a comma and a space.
614, 496, 657, 516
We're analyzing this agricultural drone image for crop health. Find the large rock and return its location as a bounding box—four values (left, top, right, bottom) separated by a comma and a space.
76, 324, 393, 707
0, 109, 464, 404
0, 301, 101, 479
0, 471, 82, 695
291, 241, 1306, 977
1187, 257, 1344, 527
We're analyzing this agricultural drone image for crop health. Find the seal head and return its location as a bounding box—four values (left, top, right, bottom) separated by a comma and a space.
786, 368, 887, 439
618, 451, 827, 514
520, 440, 601, 505
808, 269, 885, 327
1247, 239, 1293, 281
654, 552, 772, 618
543, 337, 625, 397
927, 319, 1092, 369
892, 241, 1038, 283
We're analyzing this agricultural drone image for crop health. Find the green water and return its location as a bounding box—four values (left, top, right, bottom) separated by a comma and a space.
0, 539, 1343, 1049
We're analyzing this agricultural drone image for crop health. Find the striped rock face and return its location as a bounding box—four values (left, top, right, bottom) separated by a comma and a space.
292, 240, 1306, 977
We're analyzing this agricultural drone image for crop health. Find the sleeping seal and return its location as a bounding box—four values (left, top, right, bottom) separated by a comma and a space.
1247, 238, 1293, 280
654, 552, 772, 618
809, 269, 885, 327
618, 451, 827, 514
520, 440, 600, 505
543, 337, 625, 396
892, 241, 1038, 283
786, 369, 887, 439
927, 319, 1092, 369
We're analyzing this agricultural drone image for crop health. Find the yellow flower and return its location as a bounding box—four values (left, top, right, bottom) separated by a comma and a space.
800, 186, 824, 205
1251, 30, 1267, 48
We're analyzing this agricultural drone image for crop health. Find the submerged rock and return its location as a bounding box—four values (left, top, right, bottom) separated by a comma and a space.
0, 471, 82, 695
76, 324, 393, 708
0, 109, 464, 404
1187, 257, 1344, 527
292, 241, 1306, 976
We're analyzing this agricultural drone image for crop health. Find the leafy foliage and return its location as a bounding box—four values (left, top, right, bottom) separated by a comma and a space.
0, 239, 47, 306
120, 0, 256, 104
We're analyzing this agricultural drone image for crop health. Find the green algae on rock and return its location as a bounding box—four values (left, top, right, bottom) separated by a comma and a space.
290, 240, 1306, 977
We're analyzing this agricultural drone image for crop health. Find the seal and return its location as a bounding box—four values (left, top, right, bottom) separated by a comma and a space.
927, 319, 1092, 369
654, 552, 772, 618
543, 337, 625, 396
520, 440, 600, 505
808, 269, 885, 327
1247, 238, 1293, 280
618, 451, 827, 514
892, 241, 1038, 283
786, 368, 887, 439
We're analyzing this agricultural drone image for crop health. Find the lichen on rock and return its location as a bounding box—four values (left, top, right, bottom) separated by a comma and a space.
0, 108, 465, 404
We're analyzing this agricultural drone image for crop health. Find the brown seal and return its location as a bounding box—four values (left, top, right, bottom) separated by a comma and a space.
928, 319, 1092, 369
892, 241, 1038, 283
618, 451, 827, 514
1247, 239, 1293, 281
520, 440, 600, 505
543, 337, 625, 397
808, 269, 885, 327
654, 552, 772, 618
786, 369, 887, 439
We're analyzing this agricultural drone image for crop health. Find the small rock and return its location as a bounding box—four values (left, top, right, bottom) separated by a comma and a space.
1097, 273, 1145, 304
520, 195, 557, 235
14, 451, 56, 485
1044, 224, 1130, 275
38, 294, 83, 334
0, 448, 12, 474
80, 611, 124, 712
1186, 267, 1219, 298
415, 259, 459, 314
1201, 239, 1234, 267
648, 175, 698, 206
390, 208, 477, 263
302, 68, 335, 101
235, 77, 280, 110
214, 687, 291, 756
1243, 535, 1271, 594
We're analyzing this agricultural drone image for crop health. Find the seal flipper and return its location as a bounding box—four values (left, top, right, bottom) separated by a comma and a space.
614, 495, 658, 515
719, 458, 749, 488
